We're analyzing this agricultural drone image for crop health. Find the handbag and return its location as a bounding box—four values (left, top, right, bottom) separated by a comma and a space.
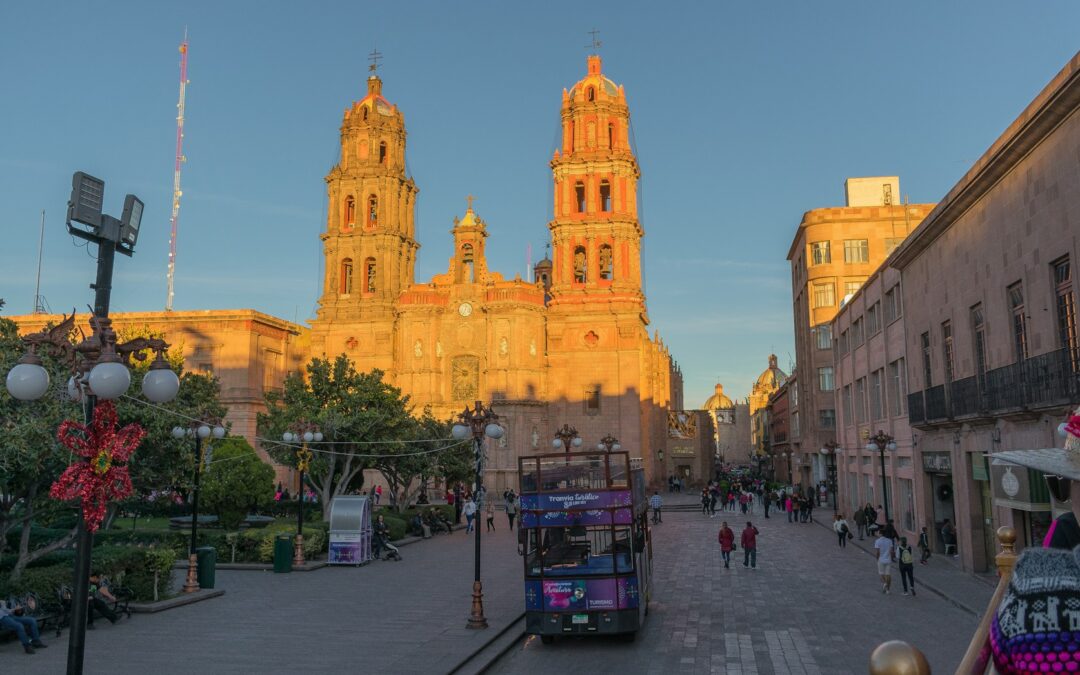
847, 531, 854, 540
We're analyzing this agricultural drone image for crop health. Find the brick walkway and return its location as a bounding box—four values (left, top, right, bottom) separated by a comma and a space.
493, 494, 982, 674
2, 522, 526, 673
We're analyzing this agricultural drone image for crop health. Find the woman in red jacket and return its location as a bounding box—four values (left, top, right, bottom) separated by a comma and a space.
717, 521, 735, 569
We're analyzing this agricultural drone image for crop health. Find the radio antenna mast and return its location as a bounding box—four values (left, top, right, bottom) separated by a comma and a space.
165, 30, 190, 311
33, 210, 46, 313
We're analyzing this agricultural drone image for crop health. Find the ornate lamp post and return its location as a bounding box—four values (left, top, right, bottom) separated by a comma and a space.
172, 420, 226, 593
281, 424, 322, 566
5, 173, 179, 675
596, 434, 621, 452
552, 423, 583, 455
866, 430, 898, 522
452, 401, 503, 629
819, 442, 840, 515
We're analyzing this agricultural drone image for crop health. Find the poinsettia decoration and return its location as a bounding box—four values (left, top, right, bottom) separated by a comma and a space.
51, 401, 145, 532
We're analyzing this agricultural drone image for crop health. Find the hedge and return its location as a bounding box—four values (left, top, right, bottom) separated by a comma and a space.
0, 545, 177, 603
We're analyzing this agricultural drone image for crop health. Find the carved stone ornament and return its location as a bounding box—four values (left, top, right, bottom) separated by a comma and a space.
345, 336, 359, 351
499, 336, 509, 357
584, 330, 599, 347
413, 339, 423, 358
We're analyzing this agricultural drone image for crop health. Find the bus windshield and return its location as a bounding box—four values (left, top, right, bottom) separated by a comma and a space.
525, 526, 634, 577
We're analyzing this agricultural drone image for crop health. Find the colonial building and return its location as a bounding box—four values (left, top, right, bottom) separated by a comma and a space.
702, 383, 751, 470
12, 56, 682, 495
749, 354, 788, 459
787, 180, 934, 487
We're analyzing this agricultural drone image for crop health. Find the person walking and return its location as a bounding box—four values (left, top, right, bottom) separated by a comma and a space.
741, 521, 759, 568
874, 530, 895, 594
505, 492, 518, 530
709, 487, 718, 517
463, 496, 477, 533
918, 526, 931, 565
805, 497, 814, 524
897, 536, 916, 596
486, 498, 496, 532
763, 491, 771, 519
785, 495, 794, 523
853, 508, 867, 540
649, 491, 663, 524
701, 488, 711, 516
718, 521, 735, 569
833, 514, 850, 548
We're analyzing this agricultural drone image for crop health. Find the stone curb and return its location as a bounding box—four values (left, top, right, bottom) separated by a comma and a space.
445, 611, 527, 675
129, 588, 225, 613
810, 518, 987, 618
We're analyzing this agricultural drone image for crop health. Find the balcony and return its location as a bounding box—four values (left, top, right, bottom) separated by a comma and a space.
908, 347, 1080, 427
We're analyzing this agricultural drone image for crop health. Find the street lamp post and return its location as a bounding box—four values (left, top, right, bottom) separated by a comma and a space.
282, 424, 322, 567
173, 421, 226, 593
552, 423, 583, 459
4, 173, 178, 675
452, 401, 503, 629
866, 430, 898, 522
596, 434, 621, 452
819, 442, 840, 515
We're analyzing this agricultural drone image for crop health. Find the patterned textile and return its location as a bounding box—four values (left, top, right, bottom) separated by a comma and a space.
992, 546, 1080, 673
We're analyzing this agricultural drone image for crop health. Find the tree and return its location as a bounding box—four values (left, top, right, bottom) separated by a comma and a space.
373, 408, 457, 511
200, 437, 274, 530
258, 356, 414, 518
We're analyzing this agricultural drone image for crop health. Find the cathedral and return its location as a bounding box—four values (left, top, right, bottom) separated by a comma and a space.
11, 55, 682, 493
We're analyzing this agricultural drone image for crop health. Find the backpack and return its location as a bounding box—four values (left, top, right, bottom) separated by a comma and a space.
899, 546, 914, 565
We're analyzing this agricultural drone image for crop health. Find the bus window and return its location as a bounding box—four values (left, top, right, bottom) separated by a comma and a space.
608, 454, 628, 487
524, 529, 543, 576
520, 460, 538, 493
538, 456, 607, 490
539, 526, 633, 576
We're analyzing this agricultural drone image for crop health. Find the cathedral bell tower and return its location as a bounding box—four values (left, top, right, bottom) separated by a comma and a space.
547, 54, 645, 315
316, 73, 419, 323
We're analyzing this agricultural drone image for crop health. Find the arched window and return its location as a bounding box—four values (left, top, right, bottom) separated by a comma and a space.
340, 258, 353, 294
364, 257, 376, 293
599, 180, 611, 212
599, 245, 613, 280
608, 123, 615, 149
587, 86, 595, 102
461, 243, 475, 283
575, 182, 586, 213
362, 106, 369, 121
367, 195, 378, 228
344, 196, 355, 227
379, 141, 387, 164
573, 246, 587, 283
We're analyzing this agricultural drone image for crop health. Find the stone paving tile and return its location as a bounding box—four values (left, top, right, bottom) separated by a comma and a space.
492, 495, 980, 674
0, 525, 526, 674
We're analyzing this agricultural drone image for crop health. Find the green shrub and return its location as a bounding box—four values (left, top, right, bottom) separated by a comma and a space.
254, 526, 326, 563
0, 545, 177, 603
201, 438, 275, 530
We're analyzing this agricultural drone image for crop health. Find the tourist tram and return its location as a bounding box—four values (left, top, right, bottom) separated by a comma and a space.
517, 451, 652, 643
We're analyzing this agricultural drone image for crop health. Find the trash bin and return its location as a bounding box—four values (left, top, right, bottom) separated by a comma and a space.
273, 534, 293, 573
196, 546, 216, 589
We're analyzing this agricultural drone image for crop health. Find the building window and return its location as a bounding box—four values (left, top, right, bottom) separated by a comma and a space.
884, 285, 901, 323
920, 332, 932, 388
899, 478, 915, 533
599, 244, 613, 280
791, 411, 800, 438
1054, 256, 1078, 362
844, 239, 870, 264
888, 358, 907, 416
942, 321, 955, 383
972, 304, 989, 385
344, 195, 355, 227
1008, 281, 1028, 361
844, 280, 864, 299
584, 388, 600, 415
573, 246, 587, 283
852, 317, 864, 346
883, 184, 894, 205
842, 384, 853, 426
379, 141, 387, 164
810, 241, 831, 265
819, 409, 836, 429
870, 368, 884, 420
608, 123, 615, 149
839, 329, 849, 355
867, 302, 881, 335
575, 182, 586, 213
599, 180, 611, 212
340, 258, 353, 295
461, 243, 475, 283
818, 366, 834, 392
855, 377, 867, 424
813, 282, 835, 308
815, 324, 832, 350
884, 237, 903, 255
586, 86, 595, 102
367, 195, 378, 228
364, 257, 376, 293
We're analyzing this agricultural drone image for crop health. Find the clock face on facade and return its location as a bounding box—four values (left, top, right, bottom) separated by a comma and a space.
458, 302, 473, 317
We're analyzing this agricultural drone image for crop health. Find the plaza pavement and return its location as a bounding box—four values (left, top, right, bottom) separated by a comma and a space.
492, 493, 982, 675
0, 517, 526, 674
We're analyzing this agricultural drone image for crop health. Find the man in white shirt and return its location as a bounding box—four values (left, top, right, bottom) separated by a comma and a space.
874, 533, 895, 594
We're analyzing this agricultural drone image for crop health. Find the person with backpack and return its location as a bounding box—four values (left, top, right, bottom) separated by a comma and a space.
897, 536, 916, 596
833, 514, 850, 548
718, 521, 735, 569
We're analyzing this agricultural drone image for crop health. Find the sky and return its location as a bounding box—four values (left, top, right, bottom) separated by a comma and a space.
1, 1, 1078, 408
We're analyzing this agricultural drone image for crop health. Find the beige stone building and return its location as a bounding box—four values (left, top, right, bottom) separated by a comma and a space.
787, 181, 934, 489
13, 56, 682, 495
749, 354, 788, 458
892, 52, 1080, 573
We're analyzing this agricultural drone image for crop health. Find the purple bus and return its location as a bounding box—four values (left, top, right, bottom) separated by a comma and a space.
518, 451, 652, 643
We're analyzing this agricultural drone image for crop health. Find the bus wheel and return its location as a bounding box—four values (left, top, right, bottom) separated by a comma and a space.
540, 635, 555, 645
621, 632, 636, 643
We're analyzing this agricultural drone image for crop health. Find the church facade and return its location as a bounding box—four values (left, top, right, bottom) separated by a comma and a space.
13, 56, 681, 494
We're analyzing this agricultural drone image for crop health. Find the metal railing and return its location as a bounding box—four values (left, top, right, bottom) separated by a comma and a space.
925, 385, 948, 420
907, 391, 925, 424
949, 375, 984, 418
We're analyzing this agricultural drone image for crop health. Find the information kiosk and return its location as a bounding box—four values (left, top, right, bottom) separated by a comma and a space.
328, 496, 372, 565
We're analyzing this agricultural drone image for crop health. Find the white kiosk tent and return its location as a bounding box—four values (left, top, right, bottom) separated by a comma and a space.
328, 496, 372, 565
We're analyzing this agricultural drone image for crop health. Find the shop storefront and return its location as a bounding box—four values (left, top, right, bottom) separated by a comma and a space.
922, 451, 956, 552
989, 459, 1052, 551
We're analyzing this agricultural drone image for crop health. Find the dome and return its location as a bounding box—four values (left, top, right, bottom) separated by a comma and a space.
755, 354, 788, 391
567, 55, 621, 102
703, 383, 735, 411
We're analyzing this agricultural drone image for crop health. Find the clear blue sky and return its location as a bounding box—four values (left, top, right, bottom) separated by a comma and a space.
1, 1, 1078, 408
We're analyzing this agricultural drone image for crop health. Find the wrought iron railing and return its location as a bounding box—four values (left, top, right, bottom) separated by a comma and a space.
925, 385, 948, 420
949, 376, 984, 418
907, 391, 925, 424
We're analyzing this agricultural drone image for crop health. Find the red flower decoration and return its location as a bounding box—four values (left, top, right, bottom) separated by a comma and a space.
51, 401, 145, 533
1066, 414, 1080, 440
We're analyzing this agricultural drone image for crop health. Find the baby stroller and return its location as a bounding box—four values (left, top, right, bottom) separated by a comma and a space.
373, 531, 402, 561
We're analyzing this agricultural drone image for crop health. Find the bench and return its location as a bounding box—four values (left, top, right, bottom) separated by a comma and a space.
97, 577, 133, 620
0, 592, 63, 640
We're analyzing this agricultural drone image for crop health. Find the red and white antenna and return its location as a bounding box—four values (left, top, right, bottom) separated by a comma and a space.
165, 31, 189, 311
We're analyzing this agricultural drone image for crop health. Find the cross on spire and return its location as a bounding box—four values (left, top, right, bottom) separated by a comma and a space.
368, 47, 383, 73
585, 29, 602, 52
466, 194, 476, 211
